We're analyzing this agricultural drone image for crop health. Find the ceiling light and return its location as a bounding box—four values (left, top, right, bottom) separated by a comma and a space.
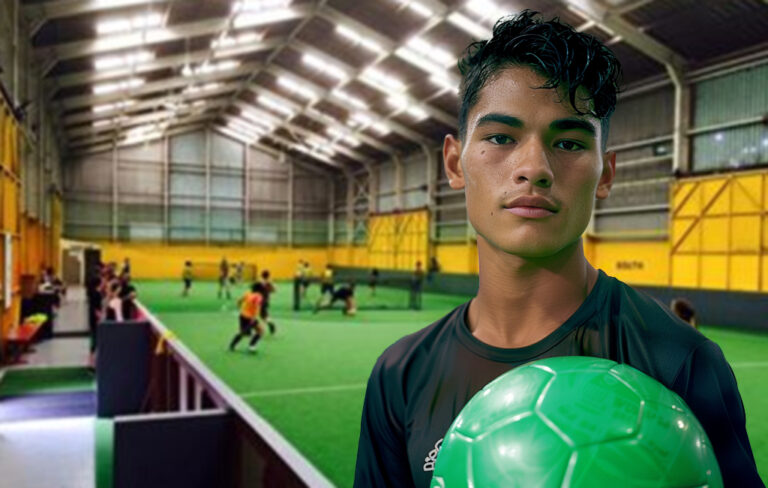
391, 0, 433, 18
360, 67, 406, 93
240, 109, 277, 130
233, 0, 292, 13
256, 95, 296, 118
92, 99, 136, 113
276, 76, 317, 101
371, 122, 390, 136
335, 25, 384, 54
96, 13, 163, 35
211, 31, 264, 49
331, 89, 368, 110
234, 6, 298, 29
94, 50, 154, 71
429, 74, 459, 94
447, 12, 491, 39
182, 59, 240, 77
92, 78, 144, 95
302, 53, 348, 81
465, 0, 509, 23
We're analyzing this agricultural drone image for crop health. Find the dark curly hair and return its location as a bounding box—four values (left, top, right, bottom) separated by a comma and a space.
457, 10, 622, 150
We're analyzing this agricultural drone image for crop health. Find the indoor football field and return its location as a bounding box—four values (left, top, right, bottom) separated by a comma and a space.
135, 279, 768, 487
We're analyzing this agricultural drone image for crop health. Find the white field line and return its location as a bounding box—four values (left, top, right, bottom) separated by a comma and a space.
240, 383, 367, 399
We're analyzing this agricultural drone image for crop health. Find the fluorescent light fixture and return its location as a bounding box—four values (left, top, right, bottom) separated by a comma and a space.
256, 95, 295, 117
349, 112, 373, 127
392, 0, 433, 18
183, 82, 222, 95
228, 118, 267, 138
234, 7, 298, 28
360, 67, 406, 93
406, 37, 455, 68
448, 12, 491, 39
276, 76, 317, 101
211, 31, 263, 49
233, 0, 292, 12
182, 59, 240, 77
429, 74, 459, 94
465, 0, 509, 23
92, 119, 111, 128
331, 89, 368, 110
92, 99, 136, 113
370, 122, 390, 136
240, 109, 277, 130
406, 106, 428, 121
335, 25, 384, 54
386, 95, 409, 110
191, 100, 207, 108
302, 53, 348, 81
92, 78, 144, 95
96, 12, 163, 35
94, 50, 154, 71
219, 126, 259, 145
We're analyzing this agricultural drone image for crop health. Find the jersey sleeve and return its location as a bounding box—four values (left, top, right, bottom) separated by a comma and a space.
672, 340, 764, 487
354, 355, 415, 488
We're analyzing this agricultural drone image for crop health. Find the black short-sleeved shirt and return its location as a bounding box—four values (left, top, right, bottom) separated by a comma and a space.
333, 287, 354, 300
354, 269, 764, 488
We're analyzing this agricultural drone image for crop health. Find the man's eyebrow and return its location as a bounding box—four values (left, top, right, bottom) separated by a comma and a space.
475, 113, 524, 129
550, 117, 597, 137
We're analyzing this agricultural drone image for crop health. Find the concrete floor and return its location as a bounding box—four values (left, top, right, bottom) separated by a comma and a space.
0, 417, 94, 488
1, 286, 95, 487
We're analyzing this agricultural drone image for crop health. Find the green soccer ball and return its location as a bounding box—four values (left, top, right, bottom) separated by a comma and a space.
431, 356, 722, 488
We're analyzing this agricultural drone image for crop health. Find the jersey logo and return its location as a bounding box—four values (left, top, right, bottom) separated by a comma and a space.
423, 438, 443, 472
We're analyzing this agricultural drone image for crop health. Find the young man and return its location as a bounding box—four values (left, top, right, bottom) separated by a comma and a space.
181, 261, 193, 297
229, 282, 265, 353
369, 268, 380, 297
354, 11, 762, 488
410, 261, 424, 311
218, 256, 231, 300
259, 270, 277, 335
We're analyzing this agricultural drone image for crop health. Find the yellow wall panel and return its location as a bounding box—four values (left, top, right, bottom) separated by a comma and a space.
700, 255, 728, 290
435, 243, 477, 274
672, 218, 700, 252
672, 255, 699, 288
367, 210, 428, 271
730, 255, 759, 292
588, 239, 670, 286
674, 182, 700, 217
701, 179, 730, 216
99, 242, 329, 280
730, 216, 760, 252
732, 175, 763, 213
700, 217, 728, 253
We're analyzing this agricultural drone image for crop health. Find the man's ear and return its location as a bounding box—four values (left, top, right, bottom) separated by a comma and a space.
596, 151, 616, 200
443, 134, 465, 190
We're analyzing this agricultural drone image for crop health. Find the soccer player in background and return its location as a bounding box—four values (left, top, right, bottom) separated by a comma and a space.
229, 282, 266, 353
218, 256, 231, 300
354, 11, 762, 488
369, 268, 380, 297
410, 261, 424, 310
181, 261, 193, 297
315, 282, 357, 316
671, 297, 698, 330
259, 270, 277, 335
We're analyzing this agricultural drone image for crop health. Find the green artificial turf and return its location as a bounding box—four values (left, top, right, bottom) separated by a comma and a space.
0, 367, 95, 397
137, 279, 768, 487
95, 419, 114, 488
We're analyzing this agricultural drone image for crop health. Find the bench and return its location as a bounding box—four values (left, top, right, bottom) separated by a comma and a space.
4, 320, 44, 365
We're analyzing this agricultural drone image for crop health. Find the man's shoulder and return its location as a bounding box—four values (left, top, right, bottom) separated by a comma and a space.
604, 274, 711, 376
373, 302, 467, 380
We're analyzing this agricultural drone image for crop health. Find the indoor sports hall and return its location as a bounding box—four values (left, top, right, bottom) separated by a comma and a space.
0, 0, 766, 487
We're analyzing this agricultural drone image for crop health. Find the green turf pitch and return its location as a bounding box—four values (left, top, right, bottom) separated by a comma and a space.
136, 279, 768, 487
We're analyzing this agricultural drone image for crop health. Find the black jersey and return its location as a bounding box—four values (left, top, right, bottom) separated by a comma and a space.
354, 269, 763, 488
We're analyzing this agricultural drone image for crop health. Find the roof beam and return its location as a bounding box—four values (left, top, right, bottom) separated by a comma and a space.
68, 122, 206, 155
50, 37, 284, 91
24, 0, 191, 23
66, 99, 228, 137
62, 83, 240, 125
246, 81, 395, 155
292, 40, 456, 128
230, 101, 373, 164
68, 113, 211, 148
562, 0, 685, 71
57, 62, 260, 110
34, 4, 312, 73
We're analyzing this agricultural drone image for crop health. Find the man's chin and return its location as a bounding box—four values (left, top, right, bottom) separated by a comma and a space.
478, 232, 561, 259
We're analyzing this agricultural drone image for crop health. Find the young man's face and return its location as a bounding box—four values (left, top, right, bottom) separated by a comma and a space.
444, 66, 615, 258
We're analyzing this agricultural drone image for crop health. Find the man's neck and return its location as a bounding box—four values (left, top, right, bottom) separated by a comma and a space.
468, 236, 598, 349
